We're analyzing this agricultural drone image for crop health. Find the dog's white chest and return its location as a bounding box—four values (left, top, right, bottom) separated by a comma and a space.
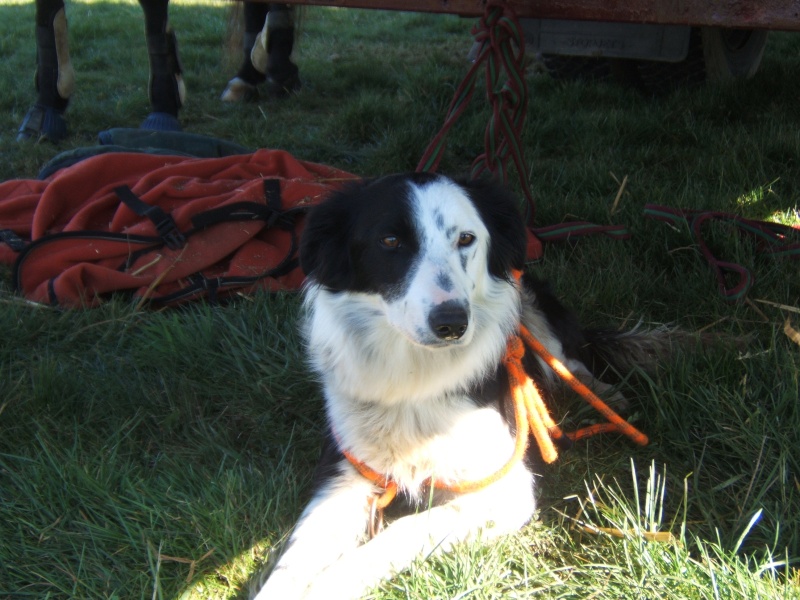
333, 397, 516, 497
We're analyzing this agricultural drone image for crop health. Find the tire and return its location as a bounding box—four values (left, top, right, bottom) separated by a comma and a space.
700, 28, 768, 80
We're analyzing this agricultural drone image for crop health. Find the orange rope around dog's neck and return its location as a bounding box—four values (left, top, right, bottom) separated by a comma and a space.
340, 321, 649, 514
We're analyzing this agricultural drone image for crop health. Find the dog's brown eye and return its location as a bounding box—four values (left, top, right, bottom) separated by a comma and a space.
458, 232, 476, 248
380, 235, 400, 249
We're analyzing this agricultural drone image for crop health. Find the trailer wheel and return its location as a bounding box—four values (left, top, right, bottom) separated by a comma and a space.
701, 28, 768, 80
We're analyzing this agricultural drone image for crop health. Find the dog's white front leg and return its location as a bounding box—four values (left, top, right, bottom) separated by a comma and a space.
301, 462, 535, 600
252, 465, 373, 600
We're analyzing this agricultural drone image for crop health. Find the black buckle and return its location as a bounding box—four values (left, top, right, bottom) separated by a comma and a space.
114, 186, 186, 250
151, 209, 186, 250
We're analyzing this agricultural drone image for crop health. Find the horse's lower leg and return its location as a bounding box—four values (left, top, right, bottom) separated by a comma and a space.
221, 3, 299, 103
17, 0, 73, 141
139, 0, 184, 130
262, 3, 299, 93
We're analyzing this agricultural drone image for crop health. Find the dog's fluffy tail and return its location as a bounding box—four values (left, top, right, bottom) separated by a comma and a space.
581, 323, 676, 382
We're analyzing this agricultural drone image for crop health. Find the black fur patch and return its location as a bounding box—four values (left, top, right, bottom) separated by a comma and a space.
433, 210, 445, 231
522, 276, 588, 364
300, 173, 442, 299
456, 177, 527, 280
435, 272, 454, 292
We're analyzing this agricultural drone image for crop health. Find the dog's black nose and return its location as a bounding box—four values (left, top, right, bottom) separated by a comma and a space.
428, 302, 469, 341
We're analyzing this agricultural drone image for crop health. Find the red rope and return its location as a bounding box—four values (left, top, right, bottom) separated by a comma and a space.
644, 204, 800, 301
416, 1, 635, 254
417, 1, 536, 224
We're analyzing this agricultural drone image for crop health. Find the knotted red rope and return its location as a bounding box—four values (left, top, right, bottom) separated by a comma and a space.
416, 1, 536, 224
416, 1, 632, 256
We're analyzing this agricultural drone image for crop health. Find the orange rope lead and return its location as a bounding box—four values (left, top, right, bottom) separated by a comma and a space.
503, 335, 558, 464
445, 336, 531, 492
517, 324, 649, 447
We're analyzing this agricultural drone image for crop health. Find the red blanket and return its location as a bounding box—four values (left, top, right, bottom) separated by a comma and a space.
0, 149, 357, 307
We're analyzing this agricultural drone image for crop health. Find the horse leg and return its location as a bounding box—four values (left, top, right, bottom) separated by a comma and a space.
17, 0, 74, 142
221, 3, 299, 102
139, 0, 184, 131
263, 4, 300, 96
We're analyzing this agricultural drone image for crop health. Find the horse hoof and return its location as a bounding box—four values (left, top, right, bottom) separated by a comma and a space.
220, 77, 259, 103
264, 71, 301, 98
17, 104, 68, 143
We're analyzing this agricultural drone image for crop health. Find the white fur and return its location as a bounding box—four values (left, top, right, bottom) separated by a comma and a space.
254, 179, 543, 600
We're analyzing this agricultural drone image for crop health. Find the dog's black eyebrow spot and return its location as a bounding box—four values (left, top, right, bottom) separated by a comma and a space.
446, 226, 457, 238
436, 272, 454, 292
434, 210, 445, 231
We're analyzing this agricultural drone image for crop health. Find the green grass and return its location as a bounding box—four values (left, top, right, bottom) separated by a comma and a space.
1, 1, 800, 598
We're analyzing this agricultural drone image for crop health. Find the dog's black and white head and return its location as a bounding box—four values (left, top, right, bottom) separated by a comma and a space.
301, 172, 526, 349
300, 173, 525, 406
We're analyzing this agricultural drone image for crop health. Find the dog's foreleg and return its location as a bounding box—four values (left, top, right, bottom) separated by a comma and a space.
300, 462, 535, 600
253, 466, 374, 600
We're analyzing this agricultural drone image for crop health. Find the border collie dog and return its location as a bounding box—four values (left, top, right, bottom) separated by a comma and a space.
254, 172, 656, 600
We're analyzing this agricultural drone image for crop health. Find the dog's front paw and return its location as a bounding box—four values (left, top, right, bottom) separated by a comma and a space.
251, 566, 312, 600
300, 559, 379, 600
302, 577, 366, 600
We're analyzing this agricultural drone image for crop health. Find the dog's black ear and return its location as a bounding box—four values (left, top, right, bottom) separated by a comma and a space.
459, 177, 527, 279
300, 185, 359, 290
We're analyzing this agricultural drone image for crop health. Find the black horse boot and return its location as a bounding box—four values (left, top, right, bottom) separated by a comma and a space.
17, 3, 74, 142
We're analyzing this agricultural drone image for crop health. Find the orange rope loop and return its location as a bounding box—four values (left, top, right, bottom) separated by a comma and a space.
516, 325, 649, 447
